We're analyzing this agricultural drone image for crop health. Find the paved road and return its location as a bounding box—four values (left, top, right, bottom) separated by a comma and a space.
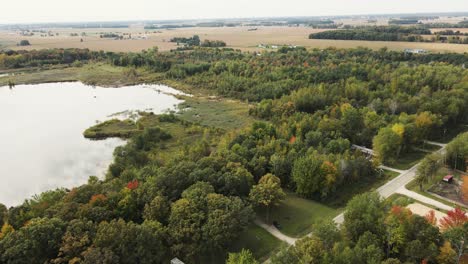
258, 141, 451, 248
335, 142, 448, 224
397, 187, 454, 211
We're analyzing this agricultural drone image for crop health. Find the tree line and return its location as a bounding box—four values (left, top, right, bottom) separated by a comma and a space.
309, 26, 468, 44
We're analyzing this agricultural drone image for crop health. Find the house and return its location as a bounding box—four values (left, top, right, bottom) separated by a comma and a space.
442, 175, 453, 183
404, 48, 427, 54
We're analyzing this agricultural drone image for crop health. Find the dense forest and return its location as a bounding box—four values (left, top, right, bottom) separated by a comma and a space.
0, 47, 467, 263
309, 26, 468, 44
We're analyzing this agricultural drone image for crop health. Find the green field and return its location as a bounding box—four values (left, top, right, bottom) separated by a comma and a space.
228, 224, 283, 262
257, 192, 339, 237
178, 96, 256, 131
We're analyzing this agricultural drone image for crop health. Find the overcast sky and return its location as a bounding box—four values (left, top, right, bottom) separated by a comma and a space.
1, 0, 467, 24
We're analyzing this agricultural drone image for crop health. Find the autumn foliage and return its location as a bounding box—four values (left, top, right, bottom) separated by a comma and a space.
89, 194, 107, 206
424, 210, 437, 226
461, 175, 468, 203
289, 135, 296, 144
440, 207, 468, 230
126, 180, 139, 190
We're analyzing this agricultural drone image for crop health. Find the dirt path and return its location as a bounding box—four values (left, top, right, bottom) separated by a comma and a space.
254, 219, 298, 245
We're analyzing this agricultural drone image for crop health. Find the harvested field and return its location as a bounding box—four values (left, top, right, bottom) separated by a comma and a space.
1, 26, 467, 53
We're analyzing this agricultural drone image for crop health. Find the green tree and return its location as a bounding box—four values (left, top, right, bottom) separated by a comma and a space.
143, 195, 170, 224
0, 217, 66, 263
415, 153, 442, 190
51, 219, 96, 264
343, 192, 385, 242
81, 247, 119, 264
249, 174, 285, 223
373, 127, 401, 165
292, 155, 324, 198
0, 204, 6, 228
94, 219, 167, 264
226, 249, 259, 264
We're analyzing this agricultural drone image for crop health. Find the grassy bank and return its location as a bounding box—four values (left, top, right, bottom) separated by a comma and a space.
178, 96, 256, 130
0, 63, 165, 87
229, 224, 283, 262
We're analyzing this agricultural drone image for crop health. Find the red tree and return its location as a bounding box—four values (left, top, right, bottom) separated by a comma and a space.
440, 207, 468, 230
126, 180, 139, 190
424, 210, 437, 226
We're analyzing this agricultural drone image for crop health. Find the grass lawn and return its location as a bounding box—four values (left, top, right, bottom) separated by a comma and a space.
390, 150, 427, 170
257, 192, 339, 237
325, 169, 400, 208
228, 224, 283, 262
177, 96, 256, 131
419, 143, 441, 152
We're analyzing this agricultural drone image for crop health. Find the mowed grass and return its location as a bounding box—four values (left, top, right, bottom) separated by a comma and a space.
228, 224, 283, 262
325, 169, 400, 208
178, 96, 256, 131
390, 150, 428, 170
258, 192, 339, 237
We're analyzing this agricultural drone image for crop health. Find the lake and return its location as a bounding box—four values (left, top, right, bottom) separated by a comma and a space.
0, 82, 185, 206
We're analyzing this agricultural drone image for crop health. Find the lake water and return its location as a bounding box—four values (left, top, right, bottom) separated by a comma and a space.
0, 82, 185, 206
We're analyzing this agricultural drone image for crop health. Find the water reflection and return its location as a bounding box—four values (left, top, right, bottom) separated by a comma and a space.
0, 82, 184, 206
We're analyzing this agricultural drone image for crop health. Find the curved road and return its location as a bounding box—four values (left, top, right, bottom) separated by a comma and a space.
259, 141, 453, 247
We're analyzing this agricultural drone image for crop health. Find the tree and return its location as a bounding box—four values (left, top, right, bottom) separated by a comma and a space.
0, 223, 14, 240
81, 247, 119, 264
143, 195, 170, 224
94, 219, 167, 264
373, 127, 401, 165
51, 219, 96, 264
291, 236, 326, 263
445, 132, 468, 171
440, 207, 468, 230
226, 249, 259, 264
462, 175, 468, 203
312, 220, 340, 250
415, 153, 442, 191
0, 217, 66, 263
169, 182, 253, 261
0, 204, 6, 228
249, 174, 285, 223
18, 40, 31, 46
292, 155, 324, 198
443, 222, 467, 264
436, 241, 457, 264
344, 192, 385, 242
425, 210, 438, 226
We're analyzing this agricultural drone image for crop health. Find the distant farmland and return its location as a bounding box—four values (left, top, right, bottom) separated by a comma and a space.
0, 26, 467, 53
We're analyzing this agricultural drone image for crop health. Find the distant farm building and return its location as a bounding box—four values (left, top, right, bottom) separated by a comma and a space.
404, 48, 428, 54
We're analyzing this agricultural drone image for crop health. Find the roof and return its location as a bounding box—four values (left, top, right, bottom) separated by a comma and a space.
443, 175, 454, 181
171, 258, 185, 264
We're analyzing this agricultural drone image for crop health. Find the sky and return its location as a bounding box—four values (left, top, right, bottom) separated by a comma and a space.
1, 0, 467, 24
